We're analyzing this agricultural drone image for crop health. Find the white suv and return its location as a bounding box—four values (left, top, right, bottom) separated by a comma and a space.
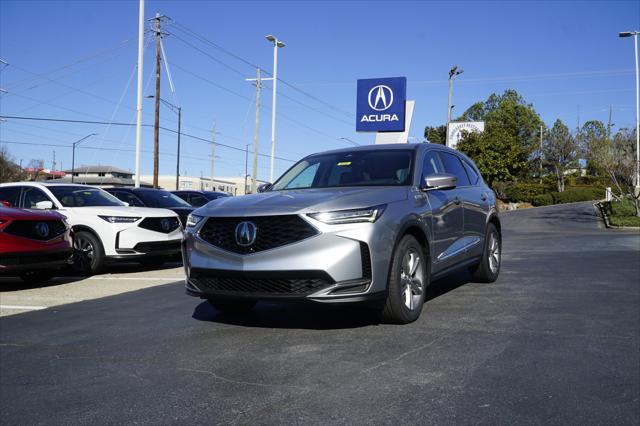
0, 182, 183, 274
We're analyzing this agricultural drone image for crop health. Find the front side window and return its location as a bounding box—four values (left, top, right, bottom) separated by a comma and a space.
189, 194, 209, 207
271, 150, 413, 191
114, 191, 145, 207
22, 187, 53, 208
422, 150, 445, 178
439, 152, 471, 187
48, 186, 124, 207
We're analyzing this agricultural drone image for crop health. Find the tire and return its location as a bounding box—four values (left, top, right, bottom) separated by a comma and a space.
72, 231, 105, 275
470, 223, 501, 283
139, 257, 165, 268
208, 299, 256, 314
19, 270, 53, 285
379, 235, 429, 324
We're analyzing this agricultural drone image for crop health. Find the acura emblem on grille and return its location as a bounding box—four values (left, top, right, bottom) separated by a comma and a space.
161, 218, 171, 232
235, 221, 257, 247
34, 222, 49, 238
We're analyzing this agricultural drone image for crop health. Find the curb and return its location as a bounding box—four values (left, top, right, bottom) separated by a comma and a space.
594, 201, 640, 231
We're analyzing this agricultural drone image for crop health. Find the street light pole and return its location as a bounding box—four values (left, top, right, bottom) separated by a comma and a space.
71, 133, 97, 183
265, 35, 285, 183
446, 65, 464, 148
620, 31, 640, 190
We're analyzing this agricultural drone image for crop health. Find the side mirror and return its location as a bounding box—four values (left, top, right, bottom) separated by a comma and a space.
422, 173, 457, 191
34, 200, 54, 209
257, 183, 272, 193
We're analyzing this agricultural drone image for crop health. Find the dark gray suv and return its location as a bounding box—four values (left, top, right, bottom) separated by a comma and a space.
182, 144, 501, 324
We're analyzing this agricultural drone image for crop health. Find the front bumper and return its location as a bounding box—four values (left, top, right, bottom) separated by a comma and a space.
0, 248, 73, 273
182, 214, 396, 303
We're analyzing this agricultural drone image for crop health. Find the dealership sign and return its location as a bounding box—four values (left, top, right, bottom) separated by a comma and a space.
447, 121, 485, 149
356, 77, 407, 132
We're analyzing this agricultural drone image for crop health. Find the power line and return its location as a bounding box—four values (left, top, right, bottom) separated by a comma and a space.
0, 114, 296, 162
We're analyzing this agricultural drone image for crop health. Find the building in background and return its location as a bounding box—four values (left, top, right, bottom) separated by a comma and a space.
57, 166, 152, 187
25, 168, 66, 181
138, 175, 268, 195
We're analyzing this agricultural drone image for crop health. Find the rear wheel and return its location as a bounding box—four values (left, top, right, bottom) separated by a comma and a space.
379, 235, 428, 324
72, 231, 105, 275
19, 270, 53, 285
469, 223, 501, 283
208, 299, 256, 314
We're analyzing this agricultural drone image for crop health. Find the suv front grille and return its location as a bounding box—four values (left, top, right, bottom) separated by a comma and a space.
198, 215, 318, 254
3, 220, 67, 241
138, 217, 180, 233
190, 268, 333, 296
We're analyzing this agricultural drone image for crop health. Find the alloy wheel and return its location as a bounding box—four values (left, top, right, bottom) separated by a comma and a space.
400, 248, 424, 310
488, 231, 500, 274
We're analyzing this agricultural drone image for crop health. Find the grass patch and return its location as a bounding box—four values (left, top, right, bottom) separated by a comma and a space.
607, 199, 640, 227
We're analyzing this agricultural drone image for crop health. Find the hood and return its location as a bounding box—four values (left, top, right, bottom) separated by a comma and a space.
61, 206, 179, 218
0, 206, 64, 221
196, 187, 408, 217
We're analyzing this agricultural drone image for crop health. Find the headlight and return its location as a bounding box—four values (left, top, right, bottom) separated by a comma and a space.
186, 214, 204, 228
308, 204, 386, 225
99, 215, 141, 223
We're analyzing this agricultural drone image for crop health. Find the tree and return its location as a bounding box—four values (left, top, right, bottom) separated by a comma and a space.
455, 90, 544, 185
424, 125, 446, 145
0, 145, 27, 183
543, 119, 578, 193
578, 120, 607, 176
457, 126, 530, 186
591, 128, 639, 217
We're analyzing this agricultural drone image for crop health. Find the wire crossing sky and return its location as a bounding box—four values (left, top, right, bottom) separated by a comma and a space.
0, 0, 638, 181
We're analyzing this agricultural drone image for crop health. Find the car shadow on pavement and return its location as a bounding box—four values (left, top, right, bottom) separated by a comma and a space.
192, 268, 474, 330
0, 275, 87, 292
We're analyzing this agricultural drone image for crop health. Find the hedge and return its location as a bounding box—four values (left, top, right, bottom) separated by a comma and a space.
505, 183, 548, 203
532, 187, 603, 206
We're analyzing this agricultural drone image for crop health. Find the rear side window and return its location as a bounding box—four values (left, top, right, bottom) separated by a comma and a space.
439, 152, 471, 187
189, 194, 209, 207
462, 160, 480, 185
0, 187, 21, 207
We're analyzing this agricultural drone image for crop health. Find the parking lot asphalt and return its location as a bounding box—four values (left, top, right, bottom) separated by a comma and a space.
1, 202, 638, 424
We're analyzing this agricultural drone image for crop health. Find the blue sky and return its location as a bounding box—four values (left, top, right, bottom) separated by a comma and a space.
1, 0, 638, 181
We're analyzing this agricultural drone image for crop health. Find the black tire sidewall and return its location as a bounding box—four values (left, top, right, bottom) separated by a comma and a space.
73, 231, 104, 274
387, 235, 428, 323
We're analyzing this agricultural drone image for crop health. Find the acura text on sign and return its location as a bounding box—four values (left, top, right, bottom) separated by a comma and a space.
356, 77, 407, 132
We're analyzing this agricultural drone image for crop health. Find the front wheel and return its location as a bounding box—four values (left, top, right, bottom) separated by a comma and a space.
379, 235, 428, 324
72, 231, 105, 275
469, 223, 501, 283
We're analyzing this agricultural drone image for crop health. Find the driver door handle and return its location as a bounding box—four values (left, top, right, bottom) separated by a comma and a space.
454, 196, 462, 205
480, 193, 488, 201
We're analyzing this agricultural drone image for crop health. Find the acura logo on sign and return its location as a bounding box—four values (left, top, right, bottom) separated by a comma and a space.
35, 222, 49, 238
368, 85, 393, 111
235, 221, 257, 247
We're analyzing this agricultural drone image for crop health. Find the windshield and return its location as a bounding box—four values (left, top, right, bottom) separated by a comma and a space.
271, 150, 413, 191
136, 190, 192, 208
48, 186, 124, 207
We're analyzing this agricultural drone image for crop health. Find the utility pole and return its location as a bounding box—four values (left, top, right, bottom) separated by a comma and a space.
246, 67, 262, 193
134, 0, 144, 188
210, 121, 216, 191
607, 105, 614, 139
150, 13, 165, 189
175, 107, 181, 190
539, 125, 544, 184
446, 65, 464, 148
244, 144, 249, 195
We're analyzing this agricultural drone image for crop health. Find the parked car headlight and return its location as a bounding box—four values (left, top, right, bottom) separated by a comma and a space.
99, 215, 141, 223
308, 205, 386, 225
186, 214, 204, 228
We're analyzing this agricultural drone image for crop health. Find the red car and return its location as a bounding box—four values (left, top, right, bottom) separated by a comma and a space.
0, 206, 73, 283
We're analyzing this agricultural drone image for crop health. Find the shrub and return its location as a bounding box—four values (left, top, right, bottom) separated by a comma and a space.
491, 181, 510, 201
610, 199, 637, 217
551, 187, 603, 204
532, 194, 554, 206
505, 183, 547, 203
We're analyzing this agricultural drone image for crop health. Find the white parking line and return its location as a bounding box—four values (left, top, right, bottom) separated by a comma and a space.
0, 305, 47, 311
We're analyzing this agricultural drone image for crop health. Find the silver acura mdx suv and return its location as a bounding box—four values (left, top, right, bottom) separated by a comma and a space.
183, 144, 501, 323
